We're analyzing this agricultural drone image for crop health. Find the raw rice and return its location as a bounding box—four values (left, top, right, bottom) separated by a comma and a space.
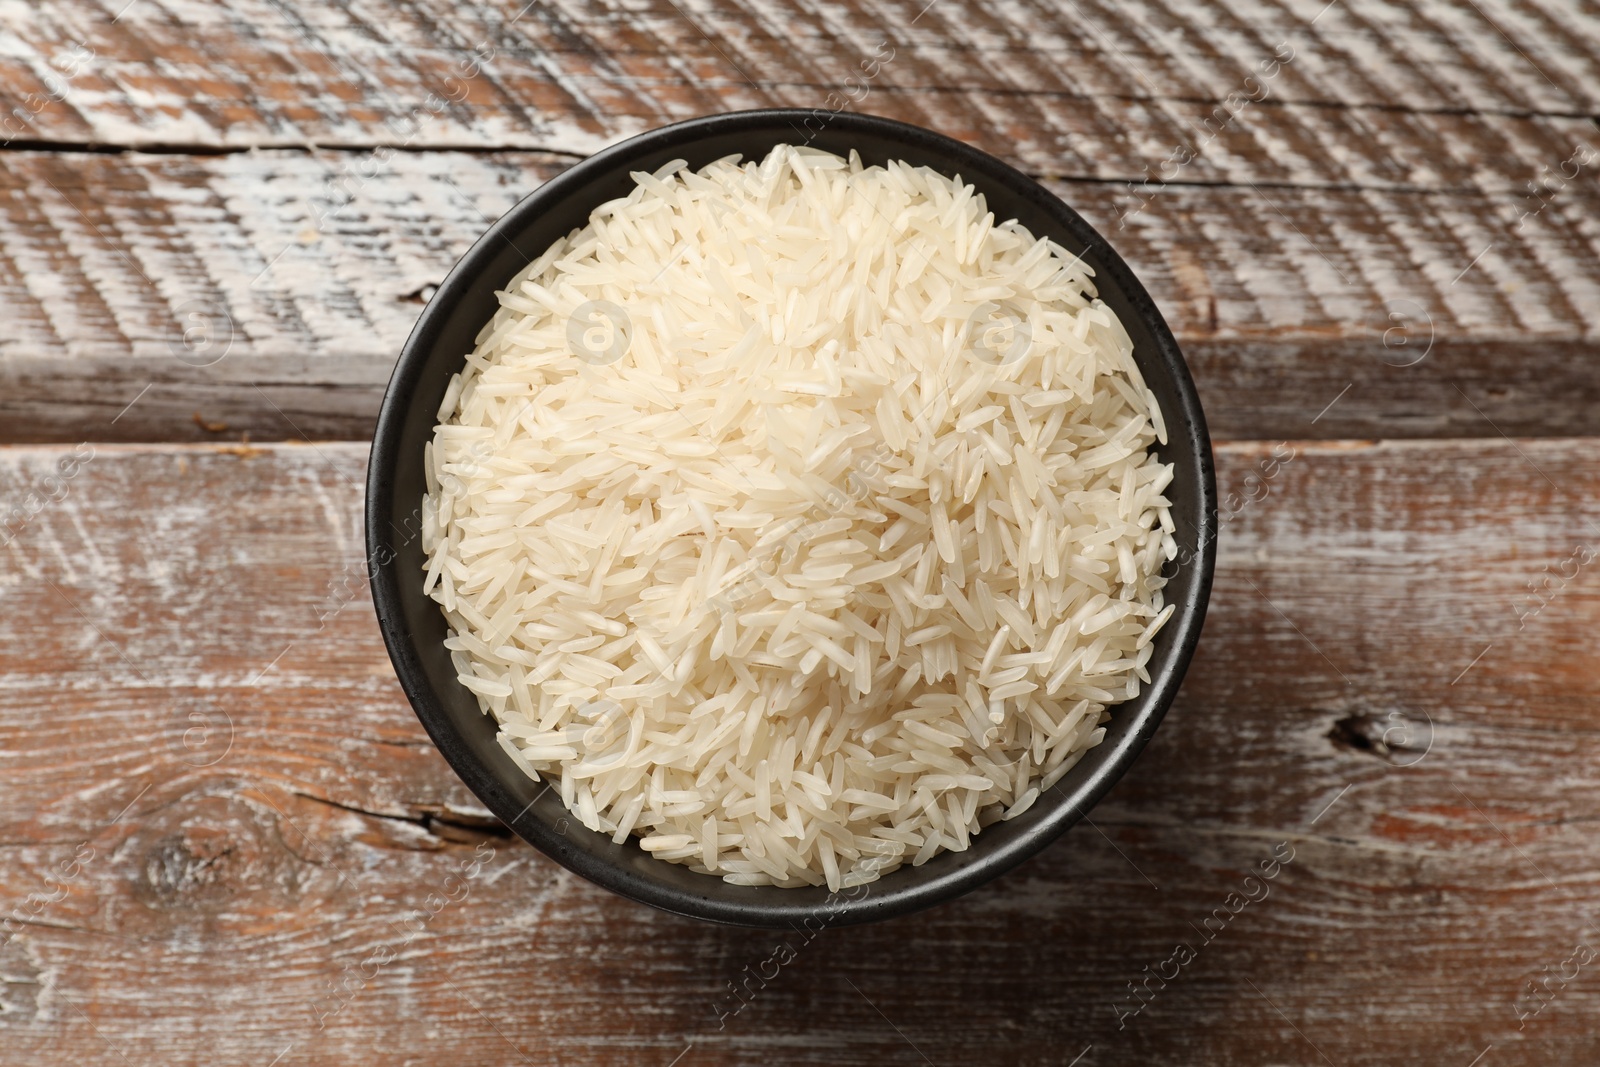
421, 144, 1176, 890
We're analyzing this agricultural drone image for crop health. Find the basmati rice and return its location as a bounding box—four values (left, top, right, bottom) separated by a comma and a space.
421, 144, 1176, 890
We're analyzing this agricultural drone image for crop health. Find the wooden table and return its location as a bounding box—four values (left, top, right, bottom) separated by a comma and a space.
2, 2, 1597, 1063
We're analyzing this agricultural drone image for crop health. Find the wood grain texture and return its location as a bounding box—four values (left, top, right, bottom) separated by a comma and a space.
1, 147, 1597, 445
3, 2, 1599, 1065
2, 439, 1598, 1065
1, 0, 1597, 155
2, 0, 1599, 444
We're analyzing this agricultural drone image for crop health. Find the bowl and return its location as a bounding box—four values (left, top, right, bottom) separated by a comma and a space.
367, 108, 1216, 927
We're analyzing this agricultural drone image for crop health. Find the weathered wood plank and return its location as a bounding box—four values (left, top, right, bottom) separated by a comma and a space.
0, 149, 1596, 444
2, 0, 1597, 163
1, 439, 1598, 1064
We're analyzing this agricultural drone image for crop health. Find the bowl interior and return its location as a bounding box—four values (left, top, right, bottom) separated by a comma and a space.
367, 109, 1216, 927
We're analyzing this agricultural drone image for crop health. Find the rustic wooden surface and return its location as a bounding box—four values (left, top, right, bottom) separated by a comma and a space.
5, 147, 1600, 443
2, 1, 1598, 1064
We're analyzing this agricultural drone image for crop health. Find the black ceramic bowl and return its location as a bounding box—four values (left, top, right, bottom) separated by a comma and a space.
367, 109, 1216, 928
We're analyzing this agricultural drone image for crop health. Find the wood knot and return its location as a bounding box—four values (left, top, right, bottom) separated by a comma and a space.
145, 825, 238, 900
123, 794, 318, 934
1327, 710, 1434, 767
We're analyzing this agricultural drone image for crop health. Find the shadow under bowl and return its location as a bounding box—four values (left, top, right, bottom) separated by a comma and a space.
366, 108, 1217, 928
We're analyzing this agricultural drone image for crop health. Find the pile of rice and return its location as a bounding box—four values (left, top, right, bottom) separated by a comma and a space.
421, 145, 1176, 890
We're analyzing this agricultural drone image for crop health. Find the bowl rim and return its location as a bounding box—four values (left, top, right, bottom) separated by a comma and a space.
367, 107, 1217, 927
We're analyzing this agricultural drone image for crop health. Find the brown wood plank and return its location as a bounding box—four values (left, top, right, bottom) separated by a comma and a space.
1, 0, 1597, 164
0, 148, 1596, 444
0, 438, 1598, 1063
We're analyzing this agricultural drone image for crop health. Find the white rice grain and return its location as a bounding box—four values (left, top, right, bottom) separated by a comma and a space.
422, 145, 1175, 888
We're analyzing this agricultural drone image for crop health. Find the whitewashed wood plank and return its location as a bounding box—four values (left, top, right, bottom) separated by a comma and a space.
0, 149, 1595, 443
0, 439, 1597, 1063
